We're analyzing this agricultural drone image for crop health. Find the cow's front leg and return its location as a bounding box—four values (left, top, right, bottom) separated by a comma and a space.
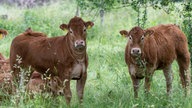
63, 78, 72, 105
144, 68, 154, 94
131, 75, 140, 98
76, 72, 87, 103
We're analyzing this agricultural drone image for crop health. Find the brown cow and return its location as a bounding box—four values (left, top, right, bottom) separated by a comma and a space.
0, 29, 8, 39
120, 24, 190, 98
10, 16, 94, 104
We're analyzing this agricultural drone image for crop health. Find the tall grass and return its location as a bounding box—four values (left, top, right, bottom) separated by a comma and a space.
0, 0, 191, 108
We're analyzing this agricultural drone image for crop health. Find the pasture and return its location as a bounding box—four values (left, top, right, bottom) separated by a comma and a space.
0, 0, 192, 107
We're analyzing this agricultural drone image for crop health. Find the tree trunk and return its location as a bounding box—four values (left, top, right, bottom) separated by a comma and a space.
75, 5, 80, 17
100, 9, 104, 26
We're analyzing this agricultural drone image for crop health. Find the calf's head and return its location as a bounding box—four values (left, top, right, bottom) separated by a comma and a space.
120, 27, 154, 57
60, 16, 94, 52
47, 76, 64, 95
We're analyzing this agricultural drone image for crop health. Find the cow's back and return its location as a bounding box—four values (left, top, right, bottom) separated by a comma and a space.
143, 24, 186, 69
10, 33, 47, 68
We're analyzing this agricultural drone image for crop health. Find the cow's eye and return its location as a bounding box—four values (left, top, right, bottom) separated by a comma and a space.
83, 28, 86, 32
129, 36, 132, 40
69, 28, 73, 34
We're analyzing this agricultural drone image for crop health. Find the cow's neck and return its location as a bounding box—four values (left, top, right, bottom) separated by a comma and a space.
66, 36, 86, 63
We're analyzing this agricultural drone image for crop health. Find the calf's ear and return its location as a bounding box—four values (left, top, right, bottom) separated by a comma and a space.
85, 21, 94, 29
144, 30, 154, 37
60, 24, 68, 32
119, 30, 129, 37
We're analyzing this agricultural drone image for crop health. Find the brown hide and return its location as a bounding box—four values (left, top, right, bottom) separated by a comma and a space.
120, 24, 190, 98
10, 16, 94, 104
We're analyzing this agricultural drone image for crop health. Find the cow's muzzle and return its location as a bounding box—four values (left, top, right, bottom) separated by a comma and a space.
75, 40, 85, 51
131, 48, 141, 57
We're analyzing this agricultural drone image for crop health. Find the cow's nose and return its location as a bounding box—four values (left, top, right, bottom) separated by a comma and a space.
75, 40, 85, 47
131, 48, 141, 56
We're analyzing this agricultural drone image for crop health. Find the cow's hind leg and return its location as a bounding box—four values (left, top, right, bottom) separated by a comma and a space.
163, 64, 173, 96
177, 52, 191, 96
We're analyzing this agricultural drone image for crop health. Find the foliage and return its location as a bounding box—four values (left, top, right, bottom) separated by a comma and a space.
180, 2, 192, 69
76, 0, 119, 11
0, 0, 192, 107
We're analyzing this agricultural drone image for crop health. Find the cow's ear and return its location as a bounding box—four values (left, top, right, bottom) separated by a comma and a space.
0, 30, 8, 40
119, 30, 129, 37
85, 21, 94, 29
60, 24, 68, 32
144, 30, 154, 37
25, 27, 32, 32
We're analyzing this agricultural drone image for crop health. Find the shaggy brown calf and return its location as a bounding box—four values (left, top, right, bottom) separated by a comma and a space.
120, 24, 190, 98
10, 16, 94, 104
26, 71, 64, 95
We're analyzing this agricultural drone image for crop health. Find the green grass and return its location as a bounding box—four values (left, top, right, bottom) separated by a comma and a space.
0, 1, 191, 108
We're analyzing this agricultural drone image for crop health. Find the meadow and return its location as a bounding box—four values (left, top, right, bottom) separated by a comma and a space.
0, 0, 192, 107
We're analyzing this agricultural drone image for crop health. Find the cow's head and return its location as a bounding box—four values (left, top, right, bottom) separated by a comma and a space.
60, 16, 94, 52
120, 27, 154, 57
0, 29, 8, 40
